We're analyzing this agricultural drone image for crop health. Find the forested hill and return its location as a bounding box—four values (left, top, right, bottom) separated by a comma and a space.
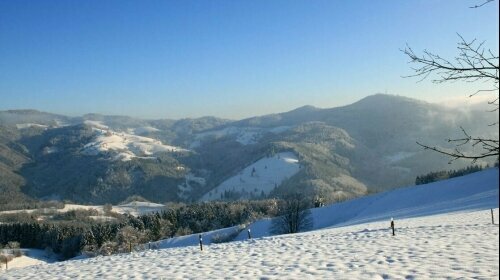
0, 94, 497, 205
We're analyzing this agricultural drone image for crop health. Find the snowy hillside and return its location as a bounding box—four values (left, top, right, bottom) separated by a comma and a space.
15, 123, 49, 129
2, 169, 498, 278
80, 121, 187, 161
156, 168, 499, 248
4, 210, 498, 279
234, 168, 499, 240
200, 152, 300, 201
190, 126, 290, 148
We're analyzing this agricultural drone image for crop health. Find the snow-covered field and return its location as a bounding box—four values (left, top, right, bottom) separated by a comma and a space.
0, 249, 56, 271
2, 169, 498, 279
3, 209, 498, 279
200, 152, 300, 201
114, 201, 166, 216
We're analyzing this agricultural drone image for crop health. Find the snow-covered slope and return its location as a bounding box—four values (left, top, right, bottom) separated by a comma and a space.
5, 210, 498, 279
200, 152, 300, 201
127, 126, 160, 135
15, 123, 49, 129
1, 249, 56, 271
190, 126, 291, 148
236, 168, 499, 240
3, 169, 498, 279
80, 121, 187, 161
160, 168, 499, 248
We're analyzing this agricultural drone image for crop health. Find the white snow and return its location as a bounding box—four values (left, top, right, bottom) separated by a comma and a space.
192, 126, 262, 146
154, 226, 244, 249
115, 201, 166, 216
82, 120, 108, 129
80, 122, 187, 161
0, 249, 56, 271
0, 202, 166, 217
192, 126, 290, 148
5, 210, 498, 279
128, 126, 160, 135
42, 146, 59, 154
2, 169, 498, 279
15, 123, 48, 129
235, 168, 499, 240
200, 152, 300, 201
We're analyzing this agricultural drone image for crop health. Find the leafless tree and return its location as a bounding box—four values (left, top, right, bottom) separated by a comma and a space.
116, 226, 144, 253
403, 32, 499, 163
271, 194, 313, 234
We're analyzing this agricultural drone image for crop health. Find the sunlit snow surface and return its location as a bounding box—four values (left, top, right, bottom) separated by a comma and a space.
0, 249, 56, 271
2, 169, 498, 279
200, 152, 300, 201
4, 210, 498, 279
80, 121, 186, 161
15, 123, 49, 129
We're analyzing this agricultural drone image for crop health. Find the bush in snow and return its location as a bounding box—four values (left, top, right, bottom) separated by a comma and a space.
6, 241, 22, 257
0, 254, 14, 270
99, 241, 118, 256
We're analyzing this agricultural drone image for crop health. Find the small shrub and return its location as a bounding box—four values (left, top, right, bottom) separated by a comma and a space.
174, 227, 193, 237
7, 242, 22, 257
99, 241, 118, 256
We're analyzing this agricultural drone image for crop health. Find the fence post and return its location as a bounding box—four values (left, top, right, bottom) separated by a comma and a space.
199, 234, 203, 251
492, 209, 495, 225
247, 228, 252, 239
391, 217, 395, 236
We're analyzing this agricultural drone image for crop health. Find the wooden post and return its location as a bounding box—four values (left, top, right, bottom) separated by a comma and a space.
199, 234, 203, 251
247, 228, 252, 239
492, 209, 495, 225
129, 242, 132, 253
391, 217, 395, 236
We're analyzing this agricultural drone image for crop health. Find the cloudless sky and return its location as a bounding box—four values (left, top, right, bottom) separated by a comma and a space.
0, 0, 498, 119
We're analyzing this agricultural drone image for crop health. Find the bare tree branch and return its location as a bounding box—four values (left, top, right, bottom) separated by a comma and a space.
469, 0, 494, 8
404, 34, 499, 162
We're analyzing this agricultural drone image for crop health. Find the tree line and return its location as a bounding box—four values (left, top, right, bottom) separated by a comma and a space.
0, 200, 280, 260
415, 164, 489, 185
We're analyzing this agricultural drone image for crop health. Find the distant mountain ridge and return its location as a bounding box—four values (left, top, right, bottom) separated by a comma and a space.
0, 94, 497, 204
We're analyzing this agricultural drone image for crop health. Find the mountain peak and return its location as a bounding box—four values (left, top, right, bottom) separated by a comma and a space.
350, 94, 431, 109
292, 105, 319, 111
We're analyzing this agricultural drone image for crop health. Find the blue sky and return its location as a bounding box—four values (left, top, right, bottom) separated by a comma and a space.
0, 0, 498, 119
